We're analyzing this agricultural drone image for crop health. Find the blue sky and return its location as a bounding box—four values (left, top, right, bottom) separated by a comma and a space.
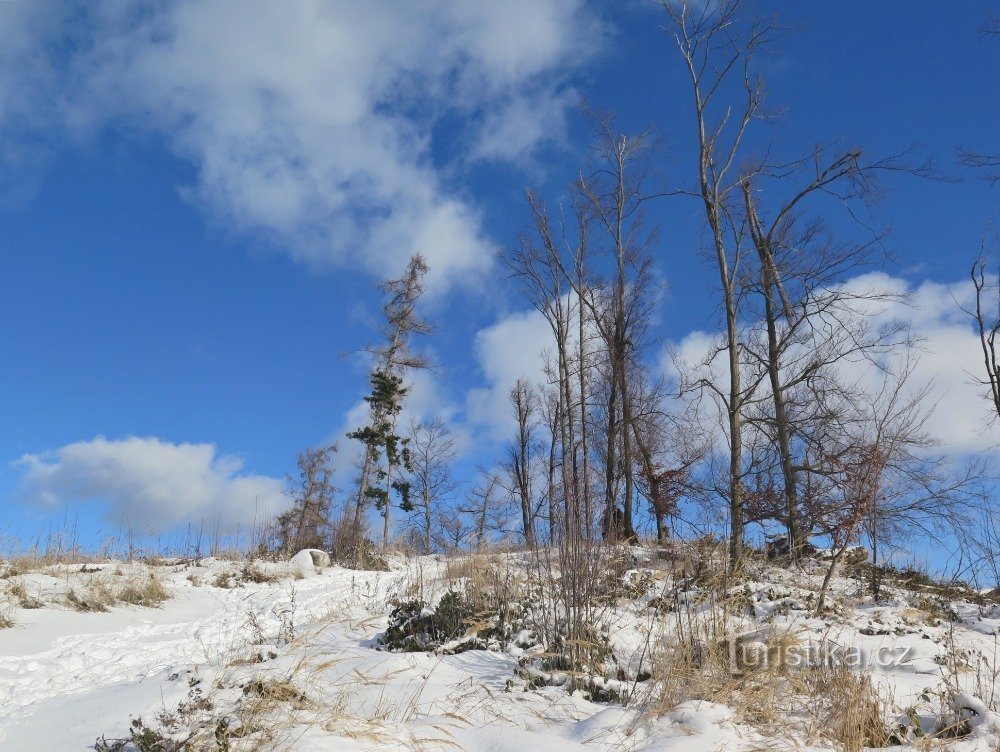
0, 1, 997, 550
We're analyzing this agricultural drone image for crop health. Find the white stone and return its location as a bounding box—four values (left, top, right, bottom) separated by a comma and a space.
290, 548, 331, 571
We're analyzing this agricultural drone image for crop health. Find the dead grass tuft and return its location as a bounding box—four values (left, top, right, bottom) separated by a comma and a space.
118, 574, 170, 607
67, 573, 171, 611
803, 665, 892, 751
66, 580, 115, 612
6, 578, 43, 609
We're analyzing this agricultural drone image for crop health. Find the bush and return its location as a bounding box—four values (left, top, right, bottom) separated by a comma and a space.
382, 591, 471, 652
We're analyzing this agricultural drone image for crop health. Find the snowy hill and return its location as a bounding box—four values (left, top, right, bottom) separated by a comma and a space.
2, 547, 1000, 751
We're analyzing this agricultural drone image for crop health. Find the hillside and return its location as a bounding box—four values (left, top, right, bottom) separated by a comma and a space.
2, 545, 999, 751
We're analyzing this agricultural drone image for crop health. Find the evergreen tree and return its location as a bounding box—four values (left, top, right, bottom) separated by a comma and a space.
349, 255, 431, 550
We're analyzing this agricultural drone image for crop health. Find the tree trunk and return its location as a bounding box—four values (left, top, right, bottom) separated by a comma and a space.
423, 487, 432, 554
603, 382, 618, 539
382, 461, 393, 548
815, 545, 848, 616
744, 181, 801, 561
556, 332, 578, 541
578, 289, 592, 534
547, 403, 560, 544
619, 364, 637, 541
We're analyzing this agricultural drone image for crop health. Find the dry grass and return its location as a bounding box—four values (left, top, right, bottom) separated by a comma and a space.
644, 546, 896, 750
213, 570, 237, 589
802, 666, 892, 751
67, 573, 171, 611
118, 574, 171, 607
66, 579, 116, 612
0, 546, 113, 578
651, 612, 893, 749
650, 619, 803, 728
6, 578, 43, 609
1, 556, 44, 579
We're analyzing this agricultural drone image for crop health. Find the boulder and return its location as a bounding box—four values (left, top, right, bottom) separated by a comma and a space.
290, 548, 331, 570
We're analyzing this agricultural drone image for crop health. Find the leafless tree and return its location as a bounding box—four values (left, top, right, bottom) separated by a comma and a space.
737, 142, 923, 559
664, 0, 930, 568
435, 510, 471, 553
538, 382, 565, 544
502, 379, 542, 545
662, 0, 778, 569
957, 15, 999, 181
275, 444, 337, 555
514, 111, 662, 543
459, 469, 513, 548
630, 376, 706, 542
969, 230, 1000, 422
803, 358, 983, 603
572, 113, 661, 541
506, 204, 585, 540
406, 417, 458, 554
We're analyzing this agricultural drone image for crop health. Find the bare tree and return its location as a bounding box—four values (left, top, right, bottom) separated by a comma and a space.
406, 417, 458, 554
275, 444, 337, 555
538, 382, 565, 544
738, 142, 922, 559
631, 378, 706, 542
813, 443, 883, 615
515, 112, 662, 543
435, 509, 471, 553
502, 379, 541, 545
970, 231, 1000, 422
506, 207, 583, 540
804, 358, 983, 604
459, 469, 512, 548
572, 113, 661, 541
663, 0, 777, 569
958, 15, 999, 181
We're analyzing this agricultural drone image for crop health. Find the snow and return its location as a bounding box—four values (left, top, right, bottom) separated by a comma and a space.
289, 549, 331, 572
2, 550, 1000, 750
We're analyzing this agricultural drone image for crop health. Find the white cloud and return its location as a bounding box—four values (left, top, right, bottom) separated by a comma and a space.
860, 275, 1000, 454
663, 272, 1000, 457
0, 0, 603, 290
466, 308, 555, 439
15, 436, 286, 533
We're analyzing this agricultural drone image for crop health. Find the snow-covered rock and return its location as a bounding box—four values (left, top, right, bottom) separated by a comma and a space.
290, 548, 331, 570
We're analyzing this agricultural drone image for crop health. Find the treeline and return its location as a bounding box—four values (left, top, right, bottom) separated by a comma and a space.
269, 1, 999, 584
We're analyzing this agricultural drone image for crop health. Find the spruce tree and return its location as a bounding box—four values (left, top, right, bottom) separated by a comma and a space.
348, 255, 431, 551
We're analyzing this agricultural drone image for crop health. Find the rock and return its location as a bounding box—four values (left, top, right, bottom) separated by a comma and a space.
842, 546, 869, 566
952, 691, 990, 728
764, 535, 817, 560
290, 549, 331, 570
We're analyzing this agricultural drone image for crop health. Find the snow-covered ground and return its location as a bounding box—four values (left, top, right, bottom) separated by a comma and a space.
2, 549, 1000, 750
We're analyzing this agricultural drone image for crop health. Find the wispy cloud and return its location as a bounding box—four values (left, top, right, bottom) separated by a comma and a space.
0, 0, 603, 290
